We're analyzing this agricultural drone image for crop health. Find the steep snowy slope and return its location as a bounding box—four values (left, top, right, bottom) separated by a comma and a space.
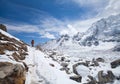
0, 25, 28, 84
80, 14, 120, 46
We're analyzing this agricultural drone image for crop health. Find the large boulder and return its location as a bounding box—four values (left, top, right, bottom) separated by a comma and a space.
98, 70, 115, 84
111, 59, 120, 68
73, 62, 89, 75
0, 24, 7, 32
0, 62, 26, 84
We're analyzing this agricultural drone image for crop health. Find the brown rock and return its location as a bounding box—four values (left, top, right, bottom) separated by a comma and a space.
12, 52, 20, 61
0, 43, 17, 51
12, 52, 27, 61
0, 49, 5, 55
0, 62, 26, 84
98, 70, 115, 84
0, 24, 7, 32
21, 45, 28, 52
87, 75, 97, 84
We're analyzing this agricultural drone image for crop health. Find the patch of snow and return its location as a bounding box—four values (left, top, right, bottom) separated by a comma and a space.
0, 29, 20, 41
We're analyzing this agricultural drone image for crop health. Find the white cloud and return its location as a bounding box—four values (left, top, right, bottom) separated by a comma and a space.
39, 17, 67, 32
38, 16, 99, 36
6, 23, 56, 39
98, 0, 120, 17
41, 32, 55, 39
70, 18, 99, 32
6, 24, 40, 33
2, 0, 120, 40
56, 0, 109, 15
5, 24, 51, 39
67, 24, 77, 35
57, 0, 120, 18
72, 0, 108, 7
69, 0, 120, 33
60, 24, 77, 36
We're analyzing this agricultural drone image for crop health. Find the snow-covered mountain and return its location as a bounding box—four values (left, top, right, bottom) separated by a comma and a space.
1, 13, 120, 84
80, 14, 120, 46
43, 14, 120, 50
41, 14, 120, 84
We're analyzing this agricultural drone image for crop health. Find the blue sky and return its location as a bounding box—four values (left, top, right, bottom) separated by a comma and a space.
0, 0, 120, 45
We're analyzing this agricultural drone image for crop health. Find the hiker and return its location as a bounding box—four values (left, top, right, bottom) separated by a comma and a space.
31, 40, 34, 47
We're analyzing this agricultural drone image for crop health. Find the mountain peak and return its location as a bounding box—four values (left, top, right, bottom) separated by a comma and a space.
42, 14, 120, 50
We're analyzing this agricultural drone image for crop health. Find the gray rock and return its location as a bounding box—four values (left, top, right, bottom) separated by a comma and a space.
0, 62, 26, 84
111, 59, 120, 68
91, 58, 99, 66
70, 75, 82, 82
61, 62, 68, 67
0, 71, 6, 78
49, 63, 55, 67
98, 70, 115, 84
73, 62, 89, 75
96, 58, 105, 62
88, 75, 97, 84
61, 57, 65, 61
60, 67, 70, 74
0, 24, 7, 32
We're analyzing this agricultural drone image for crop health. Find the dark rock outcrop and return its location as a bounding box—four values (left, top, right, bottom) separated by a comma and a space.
0, 24, 7, 32
111, 59, 120, 68
98, 70, 115, 84
70, 75, 82, 82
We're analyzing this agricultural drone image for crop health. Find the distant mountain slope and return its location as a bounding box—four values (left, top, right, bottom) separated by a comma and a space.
41, 14, 120, 84
42, 14, 120, 50
80, 14, 120, 46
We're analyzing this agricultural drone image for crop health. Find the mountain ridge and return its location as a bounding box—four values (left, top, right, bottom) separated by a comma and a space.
42, 14, 120, 50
